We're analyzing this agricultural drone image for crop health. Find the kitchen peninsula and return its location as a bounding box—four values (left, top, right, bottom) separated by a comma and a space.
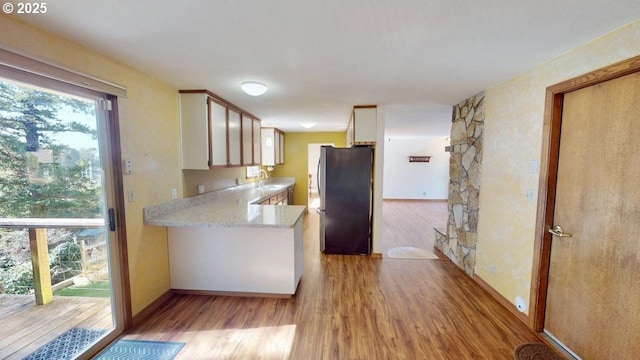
143, 178, 305, 297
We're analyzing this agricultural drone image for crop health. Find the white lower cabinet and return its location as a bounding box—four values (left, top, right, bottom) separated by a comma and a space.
168, 220, 303, 295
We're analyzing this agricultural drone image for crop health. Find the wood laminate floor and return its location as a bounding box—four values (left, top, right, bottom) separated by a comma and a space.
120, 201, 539, 359
381, 199, 447, 256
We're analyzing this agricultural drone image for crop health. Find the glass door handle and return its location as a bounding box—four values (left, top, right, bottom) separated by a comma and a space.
108, 208, 116, 231
549, 225, 572, 237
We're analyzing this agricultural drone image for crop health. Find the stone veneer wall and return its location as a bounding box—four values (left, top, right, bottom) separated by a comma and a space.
435, 91, 484, 276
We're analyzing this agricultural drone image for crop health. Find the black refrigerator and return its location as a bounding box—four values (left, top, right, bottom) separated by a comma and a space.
318, 145, 373, 255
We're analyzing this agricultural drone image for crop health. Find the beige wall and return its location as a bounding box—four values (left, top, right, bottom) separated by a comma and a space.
0, 14, 182, 315
476, 19, 640, 314
182, 167, 255, 197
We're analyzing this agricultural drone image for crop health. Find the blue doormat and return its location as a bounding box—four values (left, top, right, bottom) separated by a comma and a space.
23, 327, 107, 360
95, 339, 185, 360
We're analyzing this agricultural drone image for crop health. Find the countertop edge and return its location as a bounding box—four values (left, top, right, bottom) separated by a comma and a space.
143, 178, 304, 228
144, 205, 306, 229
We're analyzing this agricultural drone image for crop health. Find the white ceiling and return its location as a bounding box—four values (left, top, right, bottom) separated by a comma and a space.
10, 0, 640, 137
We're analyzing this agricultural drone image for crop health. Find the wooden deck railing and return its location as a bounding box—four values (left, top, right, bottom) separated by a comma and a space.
0, 218, 105, 305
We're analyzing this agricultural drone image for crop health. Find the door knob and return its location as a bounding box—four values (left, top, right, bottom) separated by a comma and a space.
549, 225, 572, 237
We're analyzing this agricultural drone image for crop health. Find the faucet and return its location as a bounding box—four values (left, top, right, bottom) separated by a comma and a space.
258, 169, 269, 187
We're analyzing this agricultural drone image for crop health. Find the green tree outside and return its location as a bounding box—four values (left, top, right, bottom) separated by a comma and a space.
0, 78, 102, 294
0, 79, 99, 218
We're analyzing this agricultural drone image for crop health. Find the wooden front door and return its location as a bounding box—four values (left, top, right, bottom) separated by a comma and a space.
543, 70, 640, 358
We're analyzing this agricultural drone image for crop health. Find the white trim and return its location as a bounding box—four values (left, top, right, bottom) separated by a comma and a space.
0, 46, 127, 97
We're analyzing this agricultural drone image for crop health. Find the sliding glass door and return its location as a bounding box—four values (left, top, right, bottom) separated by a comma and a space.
0, 73, 126, 359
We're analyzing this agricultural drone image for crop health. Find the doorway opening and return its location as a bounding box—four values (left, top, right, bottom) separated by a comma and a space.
307, 143, 333, 210
380, 136, 450, 257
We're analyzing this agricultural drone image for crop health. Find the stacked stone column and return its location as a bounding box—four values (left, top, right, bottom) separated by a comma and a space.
434, 91, 484, 276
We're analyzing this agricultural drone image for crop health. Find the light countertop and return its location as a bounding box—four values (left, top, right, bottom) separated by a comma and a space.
143, 178, 305, 229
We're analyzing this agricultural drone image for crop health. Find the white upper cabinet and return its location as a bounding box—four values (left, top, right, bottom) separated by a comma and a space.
346, 114, 354, 148
278, 131, 284, 164
210, 99, 228, 167
252, 119, 261, 165
228, 108, 241, 166
274, 130, 280, 164
180, 90, 262, 169
242, 114, 253, 165
180, 93, 209, 170
347, 106, 377, 146
261, 128, 275, 166
261, 127, 284, 166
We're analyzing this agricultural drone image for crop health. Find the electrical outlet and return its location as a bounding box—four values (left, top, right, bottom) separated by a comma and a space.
171, 188, 177, 200
127, 189, 135, 202
515, 296, 527, 313
488, 264, 496, 275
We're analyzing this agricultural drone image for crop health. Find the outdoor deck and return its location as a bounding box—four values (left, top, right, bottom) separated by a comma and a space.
0, 294, 111, 359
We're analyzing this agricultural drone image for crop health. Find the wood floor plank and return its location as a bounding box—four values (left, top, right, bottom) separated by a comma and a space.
0, 298, 82, 347
76, 301, 113, 329
119, 202, 539, 359
6, 299, 110, 360
0, 295, 33, 318
0, 296, 111, 360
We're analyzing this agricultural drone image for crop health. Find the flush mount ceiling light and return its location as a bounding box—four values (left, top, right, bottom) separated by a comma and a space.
300, 122, 315, 129
240, 81, 268, 96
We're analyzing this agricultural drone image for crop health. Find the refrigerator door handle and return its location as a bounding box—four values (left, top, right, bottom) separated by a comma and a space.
317, 157, 321, 201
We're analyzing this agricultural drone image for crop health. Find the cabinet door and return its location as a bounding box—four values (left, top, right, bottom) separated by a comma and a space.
180, 93, 209, 170
242, 114, 253, 165
252, 119, 261, 165
261, 128, 275, 166
353, 107, 377, 144
278, 131, 285, 164
274, 130, 281, 164
210, 99, 228, 167
228, 108, 242, 166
